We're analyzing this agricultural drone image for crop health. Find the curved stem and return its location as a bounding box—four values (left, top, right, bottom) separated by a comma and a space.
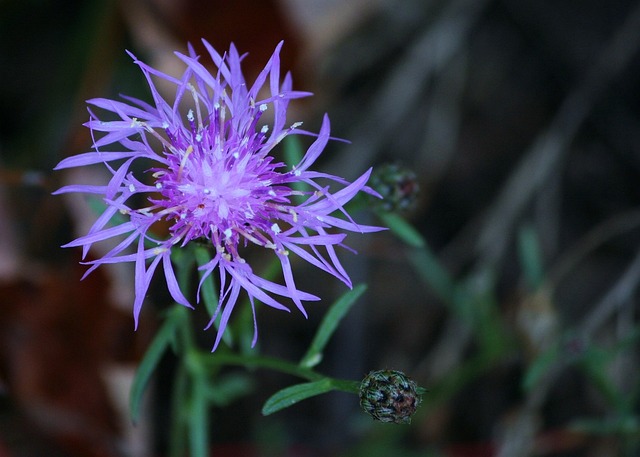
196, 351, 326, 382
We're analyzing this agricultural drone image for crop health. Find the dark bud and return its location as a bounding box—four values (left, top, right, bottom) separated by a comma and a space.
359, 370, 422, 424
369, 163, 419, 212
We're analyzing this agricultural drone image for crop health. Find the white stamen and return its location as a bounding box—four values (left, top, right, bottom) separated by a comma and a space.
155, 183, 163, 189
291, 121, 303, 129
203, 188, 211, 195
271, 223, 281, 234
128, 184, 136, 192
261, 125, 269, 133
259, 104, 268, 112
224, 228, 233, 239
187, 110, 194, 122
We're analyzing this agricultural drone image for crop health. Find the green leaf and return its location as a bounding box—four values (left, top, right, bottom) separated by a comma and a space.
409, 247, 456, 307
130, 309, 180, 423
522, 343, 560, 392
206, 372, 255, 406
299, 284, 367, 368
262, 379, 334, 416
517, 225, 545, 290
377, 211, 425, 248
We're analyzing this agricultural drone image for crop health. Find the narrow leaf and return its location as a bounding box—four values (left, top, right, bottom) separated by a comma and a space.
377, 211, 425, 248
130, 310, 179, 423
518, 225, 545, 290
262, 379, 334, 416
299, 284, 367, 368
522, 343, 559, 392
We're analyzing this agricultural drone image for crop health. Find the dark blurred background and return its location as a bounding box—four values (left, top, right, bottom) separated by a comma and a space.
2, 0, 640, 456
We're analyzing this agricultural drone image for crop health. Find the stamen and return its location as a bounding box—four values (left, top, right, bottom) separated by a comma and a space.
289, 209, 298, 223
177, 145, 194, 180
188, 84, 204, 130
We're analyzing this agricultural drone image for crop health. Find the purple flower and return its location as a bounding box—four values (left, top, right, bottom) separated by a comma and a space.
54, 40, 382, 350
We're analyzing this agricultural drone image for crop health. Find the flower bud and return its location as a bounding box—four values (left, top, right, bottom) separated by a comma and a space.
369, 163, 419, 212
359, 370, 422, 424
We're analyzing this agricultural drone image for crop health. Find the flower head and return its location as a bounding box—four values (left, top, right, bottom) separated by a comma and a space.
359, 370, 422, 424
369, 162, 419, 213
54, 40, 382, 350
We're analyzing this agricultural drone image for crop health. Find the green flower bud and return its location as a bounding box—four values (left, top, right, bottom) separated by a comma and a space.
359, 370, 422, 424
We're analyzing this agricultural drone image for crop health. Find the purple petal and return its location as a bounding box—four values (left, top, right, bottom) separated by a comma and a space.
62, 221, 136, 249
276, 252, 308, 318
294, 114, 330, 173
52, 184, 108, 195
54, 151, 141, 170
227, 267, 290, 312
201, 39, 232, 81
163, 251, 193, 309
133, 237, 160, 329
211, 281, 242, 351
87, 98, 160, 122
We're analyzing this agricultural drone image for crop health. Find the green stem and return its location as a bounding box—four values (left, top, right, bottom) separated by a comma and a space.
169, 363, 189, 457
329, 378, 361, 394
188, 370, 209, 457
196, 351, 326, 382
171, 246, 213, 456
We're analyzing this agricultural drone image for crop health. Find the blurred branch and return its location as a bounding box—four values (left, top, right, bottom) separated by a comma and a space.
546, 209, 640, 293
476, 0, 640, 270
494, 2, 640, 455
580, 247, 640, 337
327, 0, 492, 178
